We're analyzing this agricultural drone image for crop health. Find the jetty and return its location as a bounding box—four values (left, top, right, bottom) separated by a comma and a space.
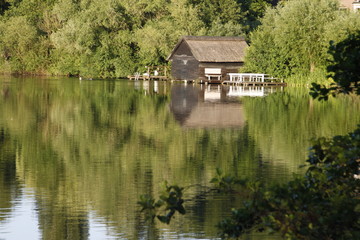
128, 66, 170, 81
128, 66, 285, 86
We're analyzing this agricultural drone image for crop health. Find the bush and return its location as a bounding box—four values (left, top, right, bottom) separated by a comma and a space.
218, 126, 360, 239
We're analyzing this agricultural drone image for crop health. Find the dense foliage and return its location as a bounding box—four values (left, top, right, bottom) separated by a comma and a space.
1, 76, 358, 238
217, 127, 360, 239
0, 0, 276, 78
311, 30, 360, 100
243, 0, 360, 81
137, 27, 360, 239
217, 26, 360, 240
138, 124, 360, 239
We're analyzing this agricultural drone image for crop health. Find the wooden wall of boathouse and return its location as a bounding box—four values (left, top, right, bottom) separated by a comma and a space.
170, 40, 199, 81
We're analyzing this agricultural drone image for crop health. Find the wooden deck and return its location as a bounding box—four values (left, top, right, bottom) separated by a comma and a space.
128, 75, 169, 81
128, 65, 171, 81
222, 73, 286, 86
128, 68, 286, 86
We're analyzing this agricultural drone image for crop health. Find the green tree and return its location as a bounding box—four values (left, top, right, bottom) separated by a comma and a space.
218, 29, 360, 240
121, 0, 170, 28
205, 19, 243, 37
51, 0, 136, 77
242, 8, 289, 77
244, 0, 360, 80
188, 0, 241, 27
0, 0, 279, 77
238, 0, 275, 34
0, 16, 39, 72
0, 0, 62, 74
218, 127, 360, 239
0, 0, 10, 15
311, 31, 360, 100
134, 0, 204, 67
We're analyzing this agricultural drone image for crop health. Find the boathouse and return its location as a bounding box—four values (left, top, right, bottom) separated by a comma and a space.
166, 36, 248, 82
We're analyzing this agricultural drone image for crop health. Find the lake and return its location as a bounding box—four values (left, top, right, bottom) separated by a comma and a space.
0, 77, 359, 240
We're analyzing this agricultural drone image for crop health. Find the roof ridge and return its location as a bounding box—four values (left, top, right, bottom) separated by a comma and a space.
182, 36, 246, 41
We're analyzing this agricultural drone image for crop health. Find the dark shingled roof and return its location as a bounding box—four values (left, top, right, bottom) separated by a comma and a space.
167, 36, 248, 62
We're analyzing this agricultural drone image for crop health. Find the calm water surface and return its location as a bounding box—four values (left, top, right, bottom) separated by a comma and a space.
0, 77, 359, 240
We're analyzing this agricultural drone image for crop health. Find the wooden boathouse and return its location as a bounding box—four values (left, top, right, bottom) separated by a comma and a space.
166, 36, 248, 83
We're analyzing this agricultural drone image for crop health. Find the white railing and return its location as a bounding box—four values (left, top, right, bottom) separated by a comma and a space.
228, 73, 265, 83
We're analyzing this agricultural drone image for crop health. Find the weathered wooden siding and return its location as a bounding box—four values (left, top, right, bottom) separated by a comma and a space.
171, 56, 199, 80
174, 41, 193, 56
170, 41, 199, 80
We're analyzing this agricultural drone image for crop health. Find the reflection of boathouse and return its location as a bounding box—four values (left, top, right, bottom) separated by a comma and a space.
167, 36, 248, 82
170, 85, 245, 128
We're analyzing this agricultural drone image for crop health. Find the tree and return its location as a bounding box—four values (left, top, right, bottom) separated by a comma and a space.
311, 31, 360, 100
218, 127, 360, 239
0, 0, 10, 15
205, 19, 243, 37
188, 0, 242, 27
242, 8, 291, 77
50, 0, 136, 77
188, 0, 276, 34
217, 29, 360, 240
244, 0, 360, 79
0, 16, 39, 72
237, 0, 275, 34
0, 0, 280, 77
134, 0, 204, 67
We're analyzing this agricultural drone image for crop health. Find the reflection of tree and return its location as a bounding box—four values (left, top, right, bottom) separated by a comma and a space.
0, 128, 20, 223
37, 202, 89, 240
243, 87, 360, 175
0, 78, 358, 239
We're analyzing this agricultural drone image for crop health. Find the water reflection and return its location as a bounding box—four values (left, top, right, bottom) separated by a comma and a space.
134, 81, 283, 100
0, 77, 359, 240
202, 84, 282, 100
0, 190, 40, 240
170, 84, 245, 128
226, 85, 276, 97
169, 84, 283, 128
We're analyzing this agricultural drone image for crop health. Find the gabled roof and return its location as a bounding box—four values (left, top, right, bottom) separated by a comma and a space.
167, 36, 248, 63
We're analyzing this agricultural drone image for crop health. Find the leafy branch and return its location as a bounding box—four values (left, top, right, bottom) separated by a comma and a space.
210, 167, 247, 193
138, 181, 186, 224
